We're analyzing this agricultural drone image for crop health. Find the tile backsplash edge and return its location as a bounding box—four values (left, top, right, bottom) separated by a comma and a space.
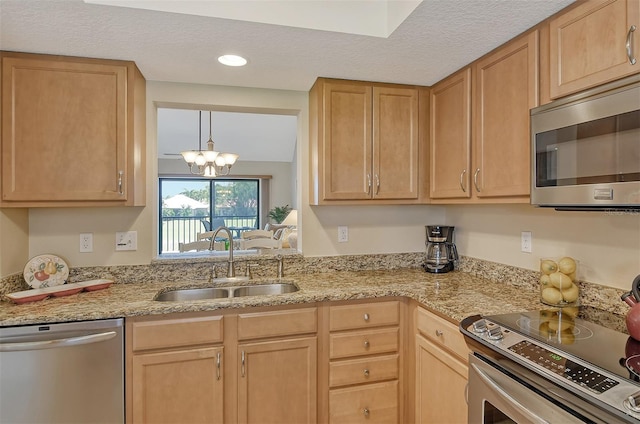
0, 253, 627, 313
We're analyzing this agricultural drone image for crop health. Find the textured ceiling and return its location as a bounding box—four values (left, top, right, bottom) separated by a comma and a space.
1, 0, 574, 91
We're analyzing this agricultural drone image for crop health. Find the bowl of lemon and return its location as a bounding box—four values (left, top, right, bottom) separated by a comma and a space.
539, 257, 579, 306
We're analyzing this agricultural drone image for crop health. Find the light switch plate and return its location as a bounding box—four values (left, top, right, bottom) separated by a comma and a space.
116, 231, 137, 251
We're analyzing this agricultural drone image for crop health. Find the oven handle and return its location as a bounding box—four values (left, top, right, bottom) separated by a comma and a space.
471, 362, 551, 424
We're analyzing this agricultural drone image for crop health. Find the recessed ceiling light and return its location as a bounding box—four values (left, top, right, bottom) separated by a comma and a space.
218, 55, 247, 67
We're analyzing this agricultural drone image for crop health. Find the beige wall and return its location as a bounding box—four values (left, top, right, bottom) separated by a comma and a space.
0, 209, 29, 276
446, 204, 640, 291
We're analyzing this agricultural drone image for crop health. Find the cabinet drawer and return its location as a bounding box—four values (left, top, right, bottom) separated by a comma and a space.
415, 307, 468, 361
329, 301, 399, 331
329, 380, 398, 424
237, 307, 317, 340
330, 354, 398, 387
132, 315, 223, 352
330, 327, 398, 359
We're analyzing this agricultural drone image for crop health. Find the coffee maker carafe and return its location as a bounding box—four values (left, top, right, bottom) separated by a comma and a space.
424, 225, 459, 273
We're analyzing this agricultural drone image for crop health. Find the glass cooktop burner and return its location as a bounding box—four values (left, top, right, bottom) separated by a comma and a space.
485, 306, 634, 382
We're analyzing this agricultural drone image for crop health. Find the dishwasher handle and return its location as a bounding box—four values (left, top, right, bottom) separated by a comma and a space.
0, 331, 117, 352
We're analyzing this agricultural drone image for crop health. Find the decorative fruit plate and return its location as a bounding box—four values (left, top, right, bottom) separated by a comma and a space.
5, 279, 114, 304
23, 254, 69, 289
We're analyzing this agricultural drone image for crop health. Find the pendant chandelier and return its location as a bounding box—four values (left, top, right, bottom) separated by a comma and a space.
180, 111, 239, 177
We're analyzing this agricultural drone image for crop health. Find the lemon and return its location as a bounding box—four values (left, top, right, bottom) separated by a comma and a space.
540, 260, 558, 275
558, 257, 576, 274
542, 287, 563, 304
561, 283, 579, 303
549, 271, 572, 290
539, 274, 551, 287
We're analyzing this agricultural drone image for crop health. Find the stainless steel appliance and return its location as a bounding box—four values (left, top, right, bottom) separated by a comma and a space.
530, 74, 640, 211
424, 225, 458, 273
0, 318, 124, 423
461, 308, 640, 423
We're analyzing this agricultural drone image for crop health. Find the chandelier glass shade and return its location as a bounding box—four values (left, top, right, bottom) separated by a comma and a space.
181, 111, 239, 177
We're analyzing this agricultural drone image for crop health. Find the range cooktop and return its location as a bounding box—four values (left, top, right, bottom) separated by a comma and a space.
484, 306, 635, 382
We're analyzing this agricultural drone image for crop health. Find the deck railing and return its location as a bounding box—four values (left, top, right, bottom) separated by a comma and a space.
161, 215, 258, 253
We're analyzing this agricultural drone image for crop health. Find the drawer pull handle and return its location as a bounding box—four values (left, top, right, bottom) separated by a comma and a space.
363, 408, 370, 417
241, 350, 246, 377
364, 368, 370, 377
363, 313, 370, 321
435, 330, 443, 337
364, 340, 370, 348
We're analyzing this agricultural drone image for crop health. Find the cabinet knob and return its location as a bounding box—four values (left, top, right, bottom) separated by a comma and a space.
364, 340, 370, 348
435, 329, 443, 337
363, 313, 370, 321
363, 368, 370, 377
363, 408, 370, 417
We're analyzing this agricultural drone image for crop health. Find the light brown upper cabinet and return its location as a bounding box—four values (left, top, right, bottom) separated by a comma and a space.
309, 78, 423, 205
430, 31, 538, 203
0, 51, 146, 207
549, 0, 640, 99
429, 68, 472, 200
472, 30, 538, 200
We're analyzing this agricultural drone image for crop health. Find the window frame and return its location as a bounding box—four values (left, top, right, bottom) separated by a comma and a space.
158, 177, 262, 254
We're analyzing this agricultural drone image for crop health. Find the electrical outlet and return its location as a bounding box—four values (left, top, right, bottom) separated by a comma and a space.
338, 226, 348, 243
116, 231, 138, 251
79, 233, 93, 253
521, 231, 532, 253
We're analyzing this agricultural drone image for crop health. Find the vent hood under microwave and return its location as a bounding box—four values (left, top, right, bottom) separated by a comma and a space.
530, 74, 640, 212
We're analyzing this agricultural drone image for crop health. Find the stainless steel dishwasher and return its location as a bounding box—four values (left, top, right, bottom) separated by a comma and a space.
0, 318, 124, 423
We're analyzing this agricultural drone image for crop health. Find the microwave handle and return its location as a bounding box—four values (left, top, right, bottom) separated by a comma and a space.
627, 25, 636, 65
471, 362, 550, 424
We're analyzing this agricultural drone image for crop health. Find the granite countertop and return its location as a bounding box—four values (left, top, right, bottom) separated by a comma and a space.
0, 268, 546, 327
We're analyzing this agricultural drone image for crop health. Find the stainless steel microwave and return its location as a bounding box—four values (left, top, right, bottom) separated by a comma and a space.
530, 74, 640, 211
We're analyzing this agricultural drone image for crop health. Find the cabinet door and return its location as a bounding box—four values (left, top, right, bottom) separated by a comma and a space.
473, 31, 538, 198
321, 82, 372, 200
238, 337, 317, 424
430, 68, 472, 199
415, 334, 468, 424
1, 55, 128, 202
550, 0, 640, 98
131, 347, 224, 424
373, 86, 419, 199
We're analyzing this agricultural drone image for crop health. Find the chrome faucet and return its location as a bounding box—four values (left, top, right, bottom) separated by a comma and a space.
209, 226, 236, 278
276, 254, 284, 278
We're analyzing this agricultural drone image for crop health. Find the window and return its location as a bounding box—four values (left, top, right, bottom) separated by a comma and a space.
159, 178, 260, 253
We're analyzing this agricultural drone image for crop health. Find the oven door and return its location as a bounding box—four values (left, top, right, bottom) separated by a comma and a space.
468, 353, 623, 424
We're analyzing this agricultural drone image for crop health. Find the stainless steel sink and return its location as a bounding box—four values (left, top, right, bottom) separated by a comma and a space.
155, 287, 230, 302
232, 283, 298, 297
154, 283, 298, 301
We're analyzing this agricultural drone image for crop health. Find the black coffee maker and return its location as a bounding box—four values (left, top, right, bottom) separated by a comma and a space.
424, 225, 459, 273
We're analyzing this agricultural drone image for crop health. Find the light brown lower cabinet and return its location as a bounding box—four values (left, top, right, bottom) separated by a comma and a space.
131, 346, 225, 424
237, 337, 317, 424
126, 307, 317, 424
414, 307, 469, 424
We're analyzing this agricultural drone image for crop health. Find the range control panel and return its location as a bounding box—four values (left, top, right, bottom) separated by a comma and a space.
508, 340, 619, 394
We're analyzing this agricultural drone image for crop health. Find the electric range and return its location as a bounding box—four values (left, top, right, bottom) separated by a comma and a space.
460, 306, 640, 423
